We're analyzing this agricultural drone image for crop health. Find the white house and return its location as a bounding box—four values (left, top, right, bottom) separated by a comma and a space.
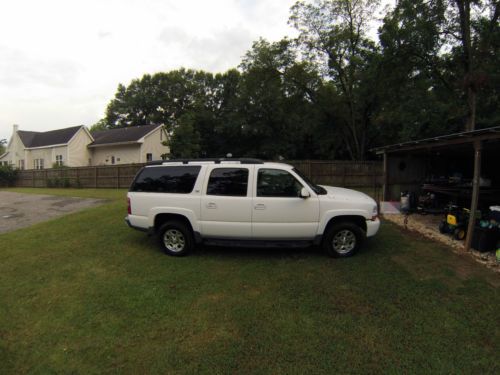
0, 124, 169, 169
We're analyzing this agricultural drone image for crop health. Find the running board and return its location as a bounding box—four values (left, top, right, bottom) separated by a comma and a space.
202, 239, 314, 248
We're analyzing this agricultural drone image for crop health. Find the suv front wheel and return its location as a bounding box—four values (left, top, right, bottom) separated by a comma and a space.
323, 222, 365, 258
158, 221, 194, 256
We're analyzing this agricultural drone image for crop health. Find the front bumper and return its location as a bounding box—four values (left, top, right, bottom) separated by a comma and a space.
366, 218, 381, 237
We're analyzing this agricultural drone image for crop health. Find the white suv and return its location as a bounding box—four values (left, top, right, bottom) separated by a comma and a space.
126, 159, 380, 257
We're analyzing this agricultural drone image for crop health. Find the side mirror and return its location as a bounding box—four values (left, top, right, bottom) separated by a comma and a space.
300, 187, 311, 199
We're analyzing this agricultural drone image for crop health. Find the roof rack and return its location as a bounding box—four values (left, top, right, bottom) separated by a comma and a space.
146, 158, 264, 165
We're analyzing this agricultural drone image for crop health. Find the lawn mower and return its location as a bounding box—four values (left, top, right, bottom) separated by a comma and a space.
438, 204, 480, 241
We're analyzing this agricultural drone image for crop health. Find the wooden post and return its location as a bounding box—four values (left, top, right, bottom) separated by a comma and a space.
383, 152, 388, 201
94, 167, 98, 188
342, 164, 346, 187
117, 166, 120, 188
465, 140, 482, 252
32, 170, 35, 187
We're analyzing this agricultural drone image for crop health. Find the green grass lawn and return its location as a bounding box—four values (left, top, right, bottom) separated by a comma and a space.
1, 188, 498, 374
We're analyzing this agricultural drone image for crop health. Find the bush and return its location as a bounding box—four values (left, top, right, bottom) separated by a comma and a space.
0, 165, 18, 187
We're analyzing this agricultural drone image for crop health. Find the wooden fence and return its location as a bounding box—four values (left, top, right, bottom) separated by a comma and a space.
15, 164, 144, 189
14, 160, 383, 189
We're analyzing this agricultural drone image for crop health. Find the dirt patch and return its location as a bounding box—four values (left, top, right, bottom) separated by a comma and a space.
0, 191, 106, 234
384, 213, 500, 274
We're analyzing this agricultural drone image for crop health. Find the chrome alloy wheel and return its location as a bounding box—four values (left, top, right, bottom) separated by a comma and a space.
163, 229, 186, 253
332, 229, 356, 254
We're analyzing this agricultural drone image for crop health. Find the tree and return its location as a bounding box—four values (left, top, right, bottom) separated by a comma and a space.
378, 0, 500, 134
104, 69, 216, 132
168, 113, 201, 158
0, 139, 6, 155
376, 0, 461, 142
448, 0, 499, 130
239, 38, 330, 159
89, 119, 108, 133
290, 0, 382, 160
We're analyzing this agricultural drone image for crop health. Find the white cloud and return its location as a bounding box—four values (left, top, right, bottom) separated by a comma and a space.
0, 0, 298, 140
0, 0, 393, 141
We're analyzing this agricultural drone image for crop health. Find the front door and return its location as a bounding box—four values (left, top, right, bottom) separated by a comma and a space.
251, 168, 319, 239
200, 166, 253, 238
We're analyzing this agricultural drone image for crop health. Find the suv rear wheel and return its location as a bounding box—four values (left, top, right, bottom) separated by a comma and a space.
323, 222, 365, 258
158, 221, 194, 256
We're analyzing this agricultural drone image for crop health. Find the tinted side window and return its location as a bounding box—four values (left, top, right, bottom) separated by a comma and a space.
257, 169, 303, 197
207, 168, 249, 196
131, 166, 201, 193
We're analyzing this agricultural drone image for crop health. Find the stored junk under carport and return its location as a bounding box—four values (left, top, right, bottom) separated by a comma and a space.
373, 126, 500, 253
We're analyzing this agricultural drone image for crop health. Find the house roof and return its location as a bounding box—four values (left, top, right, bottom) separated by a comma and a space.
89, 124, 162, 147
17, 125, 83, 148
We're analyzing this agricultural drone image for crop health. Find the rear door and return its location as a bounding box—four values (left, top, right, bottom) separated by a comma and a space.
199, 165, 253, 238
251, 167, 319, 239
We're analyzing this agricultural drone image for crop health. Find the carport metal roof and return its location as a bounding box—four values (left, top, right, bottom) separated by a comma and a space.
373, 125, 500, 154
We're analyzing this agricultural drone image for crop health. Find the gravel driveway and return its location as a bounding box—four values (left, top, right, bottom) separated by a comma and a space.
0, 191, 106, 234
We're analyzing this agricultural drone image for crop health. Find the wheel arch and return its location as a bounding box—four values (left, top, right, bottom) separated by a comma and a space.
323, 215, 367, 235
154, 213, 197, 239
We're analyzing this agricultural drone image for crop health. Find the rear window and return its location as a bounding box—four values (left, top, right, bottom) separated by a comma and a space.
130, 166, 201, 193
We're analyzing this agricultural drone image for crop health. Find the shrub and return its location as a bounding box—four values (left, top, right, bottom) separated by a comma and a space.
0, 165, 18, 187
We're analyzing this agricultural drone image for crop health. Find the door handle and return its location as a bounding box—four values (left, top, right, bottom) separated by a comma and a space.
206, 202, 217, 209
254, 203, 266, 210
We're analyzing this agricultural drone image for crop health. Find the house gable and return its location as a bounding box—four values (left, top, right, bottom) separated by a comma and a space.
140, 126, 170, 162
0, 128, 28, 167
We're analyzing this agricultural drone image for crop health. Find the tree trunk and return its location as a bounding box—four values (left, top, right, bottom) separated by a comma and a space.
455, 0, 476, 131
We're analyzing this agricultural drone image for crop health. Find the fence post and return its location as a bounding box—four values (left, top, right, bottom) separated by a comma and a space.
94, 167, 98, 188
342, 164, 347, 187
117, 166, 120, 188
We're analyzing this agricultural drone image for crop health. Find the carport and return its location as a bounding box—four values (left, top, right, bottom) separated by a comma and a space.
373, 126, 500, 251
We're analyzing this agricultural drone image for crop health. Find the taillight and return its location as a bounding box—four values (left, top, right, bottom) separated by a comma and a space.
127, 197, 131, 215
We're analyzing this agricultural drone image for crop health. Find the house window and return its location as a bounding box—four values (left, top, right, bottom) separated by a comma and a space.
55, 155, 63, 167
111, 156, 115, 165
146, 153, 153, 162
34, 159, 44, 170
18, 160, 24, 170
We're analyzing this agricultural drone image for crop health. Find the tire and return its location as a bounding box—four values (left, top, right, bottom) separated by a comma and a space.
453, 227, 466, 241
158, 220, 194, 256
323, 222, 366, 258
438, 221, 448, 234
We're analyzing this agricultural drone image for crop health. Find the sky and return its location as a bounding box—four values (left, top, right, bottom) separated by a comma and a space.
0, 0, 393, 142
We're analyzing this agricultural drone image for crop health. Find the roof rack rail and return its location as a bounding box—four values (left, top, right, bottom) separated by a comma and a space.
146, 158, 264, 165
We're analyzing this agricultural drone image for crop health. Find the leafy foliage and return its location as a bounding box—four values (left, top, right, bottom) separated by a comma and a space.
0, 138, 6, 155
95, 0, 499, 160
0, 165, 18, 186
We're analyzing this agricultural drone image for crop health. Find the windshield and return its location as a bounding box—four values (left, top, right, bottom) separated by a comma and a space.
292, 168, 327, 195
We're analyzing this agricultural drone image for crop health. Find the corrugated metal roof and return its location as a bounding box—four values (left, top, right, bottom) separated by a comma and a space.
372, 126, 500, 154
